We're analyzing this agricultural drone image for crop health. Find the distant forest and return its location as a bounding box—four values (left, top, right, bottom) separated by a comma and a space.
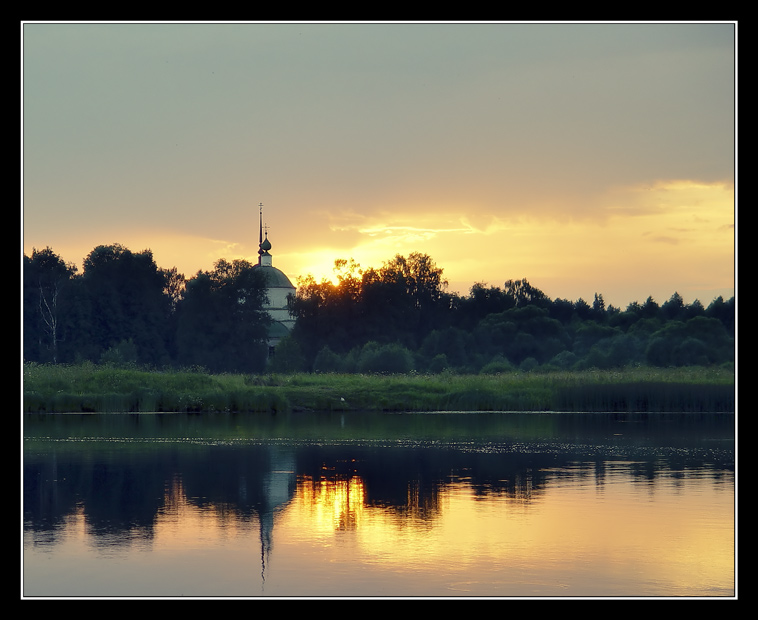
23, 244, 735, 375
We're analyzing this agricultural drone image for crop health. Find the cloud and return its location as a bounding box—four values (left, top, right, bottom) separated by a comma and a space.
650, 236, 681, 245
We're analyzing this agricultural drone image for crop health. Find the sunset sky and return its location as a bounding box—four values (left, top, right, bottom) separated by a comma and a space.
22, 21, 736, 308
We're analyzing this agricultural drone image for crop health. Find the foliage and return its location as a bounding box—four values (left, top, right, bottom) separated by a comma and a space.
100, 338, 139, 367
267, 335, 307, 374
644, 316, 733, 367
313, 345, 345, 373
23, 245, 734, 376
80, 244, 174, 366
290, 253, 451, 364
23, 246, 270, 373
174, 259, 270, 373
355, 342, 415, 374
23, 247, 78, 363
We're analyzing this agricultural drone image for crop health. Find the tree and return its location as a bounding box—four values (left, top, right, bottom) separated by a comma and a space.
640, 296, 660, 319
573, 298, 592, 321
504, 278, 549, 308
290, 253, 451, 362
23, 247, 77, 363
175, 259, 270, 373
313, 345, 344, 373
79, 244, 173, 365
455, 283, 516, 330
660, 292, 685, 321
549, 298, 575, 325
289, 269, 357, 363
645, 316, 733, 367
419, 327, 471, 370
356, 342, 415, 374
361, 253, 449, 347
162, 266, 186, 314
592, 293, 606, 321
268, 334, 306, 373
474, 305, 569, 365
706, 296, 735, 335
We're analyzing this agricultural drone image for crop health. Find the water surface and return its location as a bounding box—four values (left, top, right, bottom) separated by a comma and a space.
23, 411, 735, 598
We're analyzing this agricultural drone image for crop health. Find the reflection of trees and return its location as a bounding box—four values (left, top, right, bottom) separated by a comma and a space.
24, 422, 734, 551
24, 442, 548, 548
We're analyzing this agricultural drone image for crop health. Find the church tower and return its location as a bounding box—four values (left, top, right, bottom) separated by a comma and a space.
253, 204, 296, 352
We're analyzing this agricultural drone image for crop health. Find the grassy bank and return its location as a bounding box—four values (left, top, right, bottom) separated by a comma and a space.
22, 362, 735, 414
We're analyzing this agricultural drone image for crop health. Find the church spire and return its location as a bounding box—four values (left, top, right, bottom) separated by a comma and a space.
258, 202, 263, 247
258, 203, 264, 264
257, 202, 272, 267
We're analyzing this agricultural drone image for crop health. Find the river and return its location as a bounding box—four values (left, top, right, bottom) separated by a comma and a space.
23, 410, 735, 598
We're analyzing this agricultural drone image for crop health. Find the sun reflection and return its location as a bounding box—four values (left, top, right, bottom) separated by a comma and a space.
295, 474, 366, 531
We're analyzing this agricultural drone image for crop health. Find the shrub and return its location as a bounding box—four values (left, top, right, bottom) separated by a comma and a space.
268, 335, 306, 373
99, 338, 138, 367
479, 355, 514, 374
313, 345, 344, 373
549, 350, 578, 369
519, 357, 539, 372
427, 353, 451, 374
356, 342, 414, 374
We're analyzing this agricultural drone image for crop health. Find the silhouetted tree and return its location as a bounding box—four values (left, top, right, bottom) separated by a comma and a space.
455, 283, 516, 330
504, 278, 549, 308
290, 253, 450, 365
25, 241, 734, 374
706, 296, 735, 335
549, 298, 575, 325
645, 316, 733, 367
174, 259, 270, 373
660, 292, 686, 321
23, 247, 78, 363
268, 334, 307, 373
592, 293, 606, 322
79, 244, 173, 366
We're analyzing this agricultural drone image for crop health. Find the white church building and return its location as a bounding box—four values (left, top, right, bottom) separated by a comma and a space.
252, 205, 297, 354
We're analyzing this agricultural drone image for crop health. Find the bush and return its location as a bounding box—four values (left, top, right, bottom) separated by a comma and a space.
313, 345, 344, 373
479, 355, 514, 374
268, 335, 306, 373
519, 357, 539, 372
356, 342, 414, 374
549, 350, 578, 369
99, 338, 138, 367
427, 353, 451, 374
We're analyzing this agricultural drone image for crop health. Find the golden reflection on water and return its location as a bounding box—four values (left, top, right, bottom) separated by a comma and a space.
266, 469, 734, 597
24, 466, 734, 598
296, 475, 366, 531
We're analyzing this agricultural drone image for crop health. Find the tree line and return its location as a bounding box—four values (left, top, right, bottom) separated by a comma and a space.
282, 253, 734, 373
23, 244, 271, 373
23, 244, 735, 374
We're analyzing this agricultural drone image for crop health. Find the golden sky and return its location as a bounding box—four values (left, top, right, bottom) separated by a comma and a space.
22, 21, 735, 308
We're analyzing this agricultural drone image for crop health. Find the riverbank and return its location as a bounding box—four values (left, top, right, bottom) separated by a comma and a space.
22, 362, 735, 414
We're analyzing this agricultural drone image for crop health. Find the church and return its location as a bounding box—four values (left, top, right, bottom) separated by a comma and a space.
252, 205, 297, 355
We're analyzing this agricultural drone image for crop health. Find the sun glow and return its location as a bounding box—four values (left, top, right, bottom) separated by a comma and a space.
23, 178, 733, 309
278, 178, 734, 306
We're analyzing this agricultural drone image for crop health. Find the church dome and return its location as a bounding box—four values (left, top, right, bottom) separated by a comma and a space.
254, 204, 297, 353
255, 264, 295, 289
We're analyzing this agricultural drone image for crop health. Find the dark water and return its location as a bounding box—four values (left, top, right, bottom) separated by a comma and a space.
23, 411, 735, 598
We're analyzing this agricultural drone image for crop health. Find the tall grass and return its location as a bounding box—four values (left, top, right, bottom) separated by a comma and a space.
22, 362, 287, 414
22, 362, 735, 414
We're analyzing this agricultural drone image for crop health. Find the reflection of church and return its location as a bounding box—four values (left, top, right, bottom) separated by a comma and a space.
257, 446, 297, 589
252, 204, 297, 355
